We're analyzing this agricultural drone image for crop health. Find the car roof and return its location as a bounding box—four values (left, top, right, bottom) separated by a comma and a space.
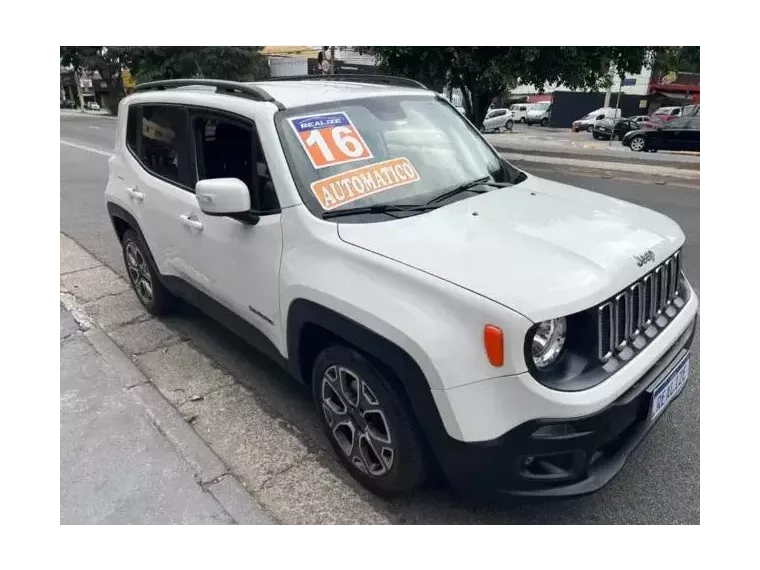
126, 78, 437, 111
244, 79, 435, 109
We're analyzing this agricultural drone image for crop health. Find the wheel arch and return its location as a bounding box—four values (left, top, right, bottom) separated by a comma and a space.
285, 298, 452, 462
107, 202, 145, 244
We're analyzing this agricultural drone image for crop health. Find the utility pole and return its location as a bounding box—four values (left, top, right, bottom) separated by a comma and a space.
603, 62, 614, 108
609, 74, 623, 148
74, 69, 86, 112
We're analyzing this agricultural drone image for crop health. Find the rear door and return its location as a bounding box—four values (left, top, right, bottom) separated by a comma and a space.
125, 103, 197, 278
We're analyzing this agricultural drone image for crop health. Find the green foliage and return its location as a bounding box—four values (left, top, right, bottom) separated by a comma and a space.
129, 47, 269, 82
357, 46, 665, 127
654, 46, 700, 73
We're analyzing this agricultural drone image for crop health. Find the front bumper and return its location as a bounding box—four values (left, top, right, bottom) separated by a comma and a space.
434, 316, 697, 499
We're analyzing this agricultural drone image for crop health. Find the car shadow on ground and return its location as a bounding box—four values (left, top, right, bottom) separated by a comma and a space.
159, 300, 638, 524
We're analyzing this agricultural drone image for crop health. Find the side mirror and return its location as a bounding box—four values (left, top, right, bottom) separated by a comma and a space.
195, 178, 257, 224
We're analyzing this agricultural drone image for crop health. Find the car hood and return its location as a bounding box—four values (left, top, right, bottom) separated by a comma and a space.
337, 175, 685, 322
623, 128, 651, 139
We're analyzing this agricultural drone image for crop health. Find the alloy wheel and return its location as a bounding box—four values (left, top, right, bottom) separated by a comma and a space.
630, 136, 646, 151
321, 365, 395, 477
125, 241, 154, 305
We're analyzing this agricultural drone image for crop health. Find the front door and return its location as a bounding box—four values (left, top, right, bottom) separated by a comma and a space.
182, 110, 284, 347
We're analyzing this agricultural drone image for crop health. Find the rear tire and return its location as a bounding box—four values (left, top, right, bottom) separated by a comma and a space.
122, 229, 174, 315
312, 345, 428, 498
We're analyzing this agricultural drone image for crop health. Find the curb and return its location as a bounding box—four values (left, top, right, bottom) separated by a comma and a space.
61, 293, 276, 525
60, 110, 117, 120
492, 144, 700, 171
502, 152, 700, 180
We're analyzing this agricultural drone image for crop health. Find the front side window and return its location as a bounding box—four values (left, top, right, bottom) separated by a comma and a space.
276, 95, 522, 221
191, 113, 279, 212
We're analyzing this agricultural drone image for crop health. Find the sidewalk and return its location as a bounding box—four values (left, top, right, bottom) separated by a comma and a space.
60, 305, 274, 524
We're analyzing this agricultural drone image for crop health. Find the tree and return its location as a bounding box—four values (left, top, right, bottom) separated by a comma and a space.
60, 46, 133, 114
357, 47, 663, 127
653, 46, 700, 74
129, 47, 269, 83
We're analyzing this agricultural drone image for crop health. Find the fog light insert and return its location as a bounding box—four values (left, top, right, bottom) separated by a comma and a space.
532, 423, 576, 439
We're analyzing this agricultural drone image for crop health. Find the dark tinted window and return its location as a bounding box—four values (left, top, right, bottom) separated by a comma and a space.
137, 106, 188, 185
192, 114, 279, 213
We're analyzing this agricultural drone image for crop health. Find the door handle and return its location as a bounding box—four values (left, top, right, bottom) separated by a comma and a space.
126, 186, 145, 201
179, 214, 204, 231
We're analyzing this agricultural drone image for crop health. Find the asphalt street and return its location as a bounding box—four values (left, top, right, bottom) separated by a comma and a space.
60, 113, 700, 524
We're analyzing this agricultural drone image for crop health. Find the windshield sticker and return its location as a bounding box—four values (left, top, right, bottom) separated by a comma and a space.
290, 112, 373, 169
310, 157, 420, 211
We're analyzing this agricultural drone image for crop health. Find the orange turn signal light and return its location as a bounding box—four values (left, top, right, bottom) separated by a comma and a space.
483, 325, 504, 367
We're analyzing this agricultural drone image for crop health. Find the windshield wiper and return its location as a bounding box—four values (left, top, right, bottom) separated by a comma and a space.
427, 177, 512, 205
322, 203, 438, 219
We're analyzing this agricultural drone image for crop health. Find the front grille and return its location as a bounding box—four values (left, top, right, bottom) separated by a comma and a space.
597, 250, 684, 363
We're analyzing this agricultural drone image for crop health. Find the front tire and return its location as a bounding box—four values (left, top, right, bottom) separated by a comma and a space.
506, 119, 514, 131
587, 124, 594, 132
122, 229, 174, 315
629, 135, 647, 152
541, 118, 549, 127
312, 345, 428, 498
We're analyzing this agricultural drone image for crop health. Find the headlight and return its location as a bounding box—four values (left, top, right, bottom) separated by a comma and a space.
531, 317, 567, 369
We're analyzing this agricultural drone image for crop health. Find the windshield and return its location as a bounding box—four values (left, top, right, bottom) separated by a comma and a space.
532, 102, 550, 111
276, 95, 521, 221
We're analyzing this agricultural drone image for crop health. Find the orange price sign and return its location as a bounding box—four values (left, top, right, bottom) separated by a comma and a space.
290, 112, 373, 169
310, 157, 420, 211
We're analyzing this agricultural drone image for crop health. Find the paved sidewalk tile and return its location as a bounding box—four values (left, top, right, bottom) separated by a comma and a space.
60, 309, 234, 524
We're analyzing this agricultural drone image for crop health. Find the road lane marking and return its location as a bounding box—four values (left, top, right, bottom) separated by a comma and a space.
88, 125, 101, 129
60, 140, 111, 157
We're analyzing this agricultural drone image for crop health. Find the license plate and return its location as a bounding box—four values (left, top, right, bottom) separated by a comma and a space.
650, 354, 690, 421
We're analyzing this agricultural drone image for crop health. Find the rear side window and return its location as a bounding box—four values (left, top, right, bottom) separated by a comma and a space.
127, 104, 191, 187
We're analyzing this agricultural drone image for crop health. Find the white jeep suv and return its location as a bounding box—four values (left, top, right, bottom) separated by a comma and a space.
105, 76, 698, 499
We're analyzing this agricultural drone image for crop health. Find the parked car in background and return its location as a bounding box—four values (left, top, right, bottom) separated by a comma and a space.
482, 108, 514, 132
60, 99, 76, 109
629, 115, 651, 124
572, 107, 622, 132
683, 104, 700, 117
509, 103, 531, 122
623, 116, 700, 152
524, 101, 552, 126
651, 106, 683, 122
592, 118, 640, 140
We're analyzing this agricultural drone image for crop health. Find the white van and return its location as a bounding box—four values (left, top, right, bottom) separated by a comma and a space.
509, 103, 531, 123
572, 107, 622, 132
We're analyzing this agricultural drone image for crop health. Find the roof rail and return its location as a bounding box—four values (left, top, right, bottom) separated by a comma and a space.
132, 79, 285, 110
264, 74, 429, 90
